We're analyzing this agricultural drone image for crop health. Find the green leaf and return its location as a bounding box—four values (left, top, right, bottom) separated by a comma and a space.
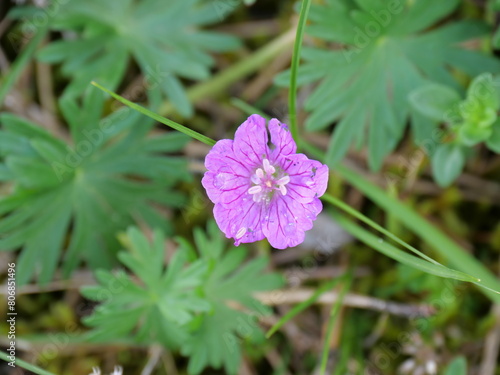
0, 24, 48, 106
486, 120, 500, 152
0, 96, 190, 284
277, 0, 500, 170
181, 222, 284, 375
458, 123, 492, 146
444, 356, 467, 375
409, 83, 461, 122
17, 0, 240, 116
466, 73, 500, 112
431, 143, 466, 187
82, 227, 207, 348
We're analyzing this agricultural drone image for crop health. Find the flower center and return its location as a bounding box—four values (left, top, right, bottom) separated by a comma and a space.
247, 159, 290, 203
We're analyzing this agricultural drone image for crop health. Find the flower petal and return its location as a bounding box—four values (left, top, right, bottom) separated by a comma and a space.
203, 114, 329, 250
278, 154, 329, 204
204, 139, 249, 175
313, 164, 329, 197
202, 171, 249, 206
269, 118, 297, 161
213, 198, 265, 246
262, 196, 323, 249
233, 114, 269, 166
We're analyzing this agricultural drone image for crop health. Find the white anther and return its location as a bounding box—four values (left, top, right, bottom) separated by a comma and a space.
263, 159, 275, 174
248, 185, 262, 195
279, 185, 287, 195
276, 176, 290, 185
255, 168, 264, 179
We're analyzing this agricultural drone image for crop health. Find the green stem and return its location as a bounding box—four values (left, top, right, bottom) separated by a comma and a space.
0, 350, 56, 375
159, 28, 296, 116
288, 0, 311, 147
0, 26, 49, 106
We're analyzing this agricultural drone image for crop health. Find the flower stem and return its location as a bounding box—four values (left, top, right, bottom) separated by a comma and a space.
289, 0, 312, 148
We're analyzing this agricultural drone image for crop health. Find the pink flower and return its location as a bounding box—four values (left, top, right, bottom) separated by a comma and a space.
202, 114, 329, 249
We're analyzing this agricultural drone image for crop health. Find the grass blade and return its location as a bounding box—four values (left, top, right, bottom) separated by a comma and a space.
335, 164, 500, 302
303, 142, 500, 301
91, 82, 216, 146
333, 212, 480, 283
322, 193, 442, 266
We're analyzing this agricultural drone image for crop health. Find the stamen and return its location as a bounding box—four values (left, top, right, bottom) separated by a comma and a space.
251, 175, 261, 184
248, 186, 262, 195
276, 176, 290, 185
263, 159, 275, 174
249, 159, 290, 202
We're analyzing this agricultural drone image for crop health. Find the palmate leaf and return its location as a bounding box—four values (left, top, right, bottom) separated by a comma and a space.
10, 0, 240, 117
276, 0, 500, 170
181, 221, 284, 375
81, 222, 283, 373
0, 89, 190, 285
82, 228, 209, 347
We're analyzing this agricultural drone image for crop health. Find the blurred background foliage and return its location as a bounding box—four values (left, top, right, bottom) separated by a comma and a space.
0, 0, 499, 374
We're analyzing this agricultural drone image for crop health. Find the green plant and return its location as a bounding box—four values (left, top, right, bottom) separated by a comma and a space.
410, 73, 500, 186
81, 222, 284, 375
10, 0, 240, 117
276, 0, 500, 170
0, 90, 190, 285
82, 227, 210, 348
93, 83, 485, 286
